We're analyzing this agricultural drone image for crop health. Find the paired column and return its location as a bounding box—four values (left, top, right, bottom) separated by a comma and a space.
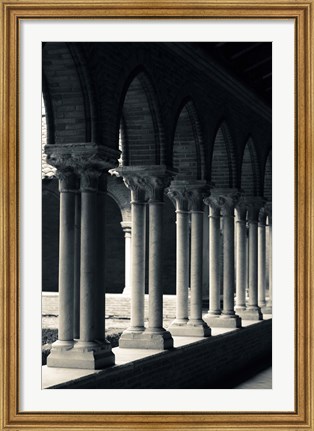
48, 167, 115, 369
46, 143, 120, 369
242, 199, 263, 320
204, 190, 241, 328
167, 181, 211, 337
113, 166, 174, 349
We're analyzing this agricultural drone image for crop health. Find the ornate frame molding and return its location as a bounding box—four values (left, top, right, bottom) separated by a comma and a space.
0, 2, 313, 430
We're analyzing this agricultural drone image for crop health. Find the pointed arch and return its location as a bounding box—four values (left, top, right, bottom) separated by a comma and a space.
240, 137, 261, 196
118, 67, 164, 166
172, 99, 204, 180
263, 149, 272, 200
42, 42, 92, 145
210, 121, 237, 188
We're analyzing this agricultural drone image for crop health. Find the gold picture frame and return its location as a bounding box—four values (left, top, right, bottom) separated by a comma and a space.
0, 1, 313, 429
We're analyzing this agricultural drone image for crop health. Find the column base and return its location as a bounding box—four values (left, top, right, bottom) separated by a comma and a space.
204, 314, 242, 328
119, 329, 173, 350
168, 319, 211, 337
237, 307, 263, 321
261, 305, 272, 315
186, 320, 211, 337
47, 340, 115, 370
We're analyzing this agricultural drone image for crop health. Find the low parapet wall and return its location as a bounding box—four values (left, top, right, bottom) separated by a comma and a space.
46, 319, 272, 389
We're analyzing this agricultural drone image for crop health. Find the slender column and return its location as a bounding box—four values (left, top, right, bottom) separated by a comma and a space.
258, 208, 267, 308
45, 142, 120, 369
245, 200, 263, 320
123, 179, 147, 334
219, 195, 241, 327
71, 169, 114, 369
264, 204, 272, 314
78, 170, 100, 342
167, 182, 190, 335
73, 191, 81, 340
95, 172, 107, 341
235, 203, 247, 313
204, 197, 221, 319
48, 170, 76, 363
186, 187, 211, 336
202, 204, 209, 300
121, 221, 132, 296
204, 190, 241, 328
144, 176, 173, 348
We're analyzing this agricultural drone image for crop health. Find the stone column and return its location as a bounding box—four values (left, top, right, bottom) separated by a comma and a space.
144, 175, 173, 348
47, 170, 77, 367
202, 204, 209, 301
244, 199, 263, 320
72, 169, 114, 368
219, 193, 241, 328
121, 221, 132, 296
73, 191, 81, 340
186, 186, 211, 336
119, 176, 147, 347
264, 204, 272, 314
111, 165, 176, 348
203, 196, 221, 324
167, 181, 190, 336
204, 190, 241, 328
235, 202, 247, 315
95, 172, 107, 341
258, 207, 267, 309
45, 142, 120, 369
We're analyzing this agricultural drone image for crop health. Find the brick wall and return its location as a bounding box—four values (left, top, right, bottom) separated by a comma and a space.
49, 319, 272, 389
42, 42, 272, 188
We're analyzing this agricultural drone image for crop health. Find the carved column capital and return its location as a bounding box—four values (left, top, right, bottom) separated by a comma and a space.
186, 182, 210, 212
56, 169, 77, 193
79, 168, 102, 192
45, 143, 120, 173
203, 195, 221, 218
218, 195, 239, 217
110, 165, 176, 204
205, 188, 240, 217
122, 176, 147, 203
144, 176, 172, 202
167, 181, 190, 211
246, 197, 266, 223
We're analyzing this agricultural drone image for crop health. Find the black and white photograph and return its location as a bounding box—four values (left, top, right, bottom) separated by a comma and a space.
41, 41, 273, 390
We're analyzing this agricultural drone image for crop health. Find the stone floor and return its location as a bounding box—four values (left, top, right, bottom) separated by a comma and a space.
234, 366, 272, 389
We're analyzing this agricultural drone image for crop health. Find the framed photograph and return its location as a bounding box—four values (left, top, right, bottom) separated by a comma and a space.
0, 0, 313, 430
